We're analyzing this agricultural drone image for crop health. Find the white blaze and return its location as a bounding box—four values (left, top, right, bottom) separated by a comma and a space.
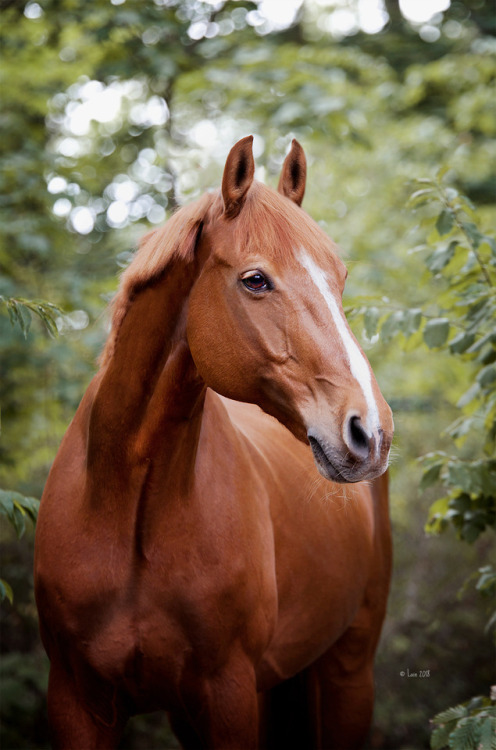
300, 250, 380, 435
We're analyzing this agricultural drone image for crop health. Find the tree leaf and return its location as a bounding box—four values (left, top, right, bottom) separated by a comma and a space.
461, 521, 484, 543
448, 492, 472, 513
477, 717, 496, 750
475, 567, 496, 595
433, 704, 469, 724
448, 717, 478, 750
0, 578, 14, 605
11, 503, 27, 539
450, 332, 476, 354
436, 165, 451, 181
457, 383, 480, 408
431, 724, 451, 750
461, 221, 483, 250
402, 308, 423, 336
436, 209, 454, 237
426, 496, 451, 534
0, 489, 40, 537
423, 318, 450, 348
363, 306, 380, 339
484, 611, 496, 637
426, 241, 456, 272
380, 311, 404, 342
420, 462, 443, 490
477, 364, 496, 388
409, 188, 434, 207
1, 296, 62, 338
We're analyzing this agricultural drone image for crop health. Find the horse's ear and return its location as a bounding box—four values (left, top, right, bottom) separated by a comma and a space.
278, 139, 306, 207
222, 135, 255, 218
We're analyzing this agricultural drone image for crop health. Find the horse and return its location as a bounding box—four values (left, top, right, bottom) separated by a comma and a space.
34, 136, 393, 750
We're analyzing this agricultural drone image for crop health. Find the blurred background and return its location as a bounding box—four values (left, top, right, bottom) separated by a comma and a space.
0, 1, 495, 748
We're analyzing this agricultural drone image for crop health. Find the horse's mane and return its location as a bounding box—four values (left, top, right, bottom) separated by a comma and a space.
101, 181, 337, 366
100, 190, 217, 365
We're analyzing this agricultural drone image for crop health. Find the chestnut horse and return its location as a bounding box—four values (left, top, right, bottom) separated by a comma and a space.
35, 137, 393, 750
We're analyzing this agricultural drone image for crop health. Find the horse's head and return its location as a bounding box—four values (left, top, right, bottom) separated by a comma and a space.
187, 136, 393, 483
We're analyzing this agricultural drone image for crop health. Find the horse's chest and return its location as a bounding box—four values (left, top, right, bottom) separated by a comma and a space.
74, 542, 276, 701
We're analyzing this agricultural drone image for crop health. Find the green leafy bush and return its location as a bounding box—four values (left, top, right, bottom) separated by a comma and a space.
352, 174, 495, 749
0, 296, 55, 603
354, 173, 496, 544
0, 490, 39, 604
0, 652, 50, 749
430, 695, 496, 750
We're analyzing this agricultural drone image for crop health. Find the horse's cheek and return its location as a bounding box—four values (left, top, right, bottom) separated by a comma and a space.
186, 292, 258, 400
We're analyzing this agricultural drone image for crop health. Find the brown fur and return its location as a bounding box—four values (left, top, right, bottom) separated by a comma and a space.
103, 181, 338, 368
35, 138, 393, 750
101, 190, 215, 365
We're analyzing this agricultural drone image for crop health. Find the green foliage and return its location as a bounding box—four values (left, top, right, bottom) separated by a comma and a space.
400, 178, 496, 750
0, 489, 39, 603
430, 695, 496, 750
0, 652, 50, 749
0, 489, 39, 540
0, 579, 14, 606
0, 292, 54, 605
354, 174, 496, 543
475, 565, 496, 599
348, 175, 496, 749
1, 0, 495, 747
0, 296, 62, 338
474, 565, 496, 635
413, 179, 495, 542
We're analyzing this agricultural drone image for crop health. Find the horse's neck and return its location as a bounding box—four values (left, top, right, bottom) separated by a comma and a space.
87, 264, 205, 489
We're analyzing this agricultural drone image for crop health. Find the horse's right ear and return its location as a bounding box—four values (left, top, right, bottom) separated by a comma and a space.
278, 139, 306, 206
222, 136, 255, 219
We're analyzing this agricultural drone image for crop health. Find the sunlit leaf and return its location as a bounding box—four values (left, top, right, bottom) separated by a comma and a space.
408, 188, 434, 207
0, 489, 39, 538
0, 579, 14, 605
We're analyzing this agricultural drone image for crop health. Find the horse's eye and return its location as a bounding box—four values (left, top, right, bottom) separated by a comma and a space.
240, 271, 271, 293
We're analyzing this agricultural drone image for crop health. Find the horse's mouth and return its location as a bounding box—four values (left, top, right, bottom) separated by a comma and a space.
308, 431, 389, 484
307, 435, 351, 483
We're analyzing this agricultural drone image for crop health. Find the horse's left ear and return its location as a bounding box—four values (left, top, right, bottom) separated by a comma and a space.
278, 139, 306, 206
222, 135, 255, 218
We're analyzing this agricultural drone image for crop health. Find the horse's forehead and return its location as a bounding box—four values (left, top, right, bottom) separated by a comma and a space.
210, 220, 345, 282
287, 246, 348, 289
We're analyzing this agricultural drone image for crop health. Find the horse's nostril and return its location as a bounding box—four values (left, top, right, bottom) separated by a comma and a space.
346, 415, 371, 460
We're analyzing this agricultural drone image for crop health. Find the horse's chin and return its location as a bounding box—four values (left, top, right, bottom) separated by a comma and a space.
307, 435, 353, 483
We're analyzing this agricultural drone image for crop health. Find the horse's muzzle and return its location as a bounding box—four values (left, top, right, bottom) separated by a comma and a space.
307, 423, 391, 483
